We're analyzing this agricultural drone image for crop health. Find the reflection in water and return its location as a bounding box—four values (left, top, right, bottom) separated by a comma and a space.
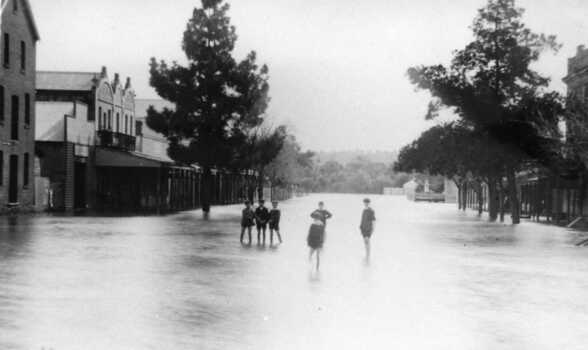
1, 194, 588, 349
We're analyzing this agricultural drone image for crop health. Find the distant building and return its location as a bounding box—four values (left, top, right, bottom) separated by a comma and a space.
443, 178, 458, 204
563, 45, 588, 147
0, 0, 39, 212
383, 187, 404, 196
403, 179, 419, 201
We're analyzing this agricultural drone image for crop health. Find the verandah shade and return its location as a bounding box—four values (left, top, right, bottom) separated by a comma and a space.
95, 148, 170, 168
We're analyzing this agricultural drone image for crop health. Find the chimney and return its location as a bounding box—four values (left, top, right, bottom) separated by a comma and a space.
125, 77, 132, 89
113, 73, 120, 86
100, 66, 108, 78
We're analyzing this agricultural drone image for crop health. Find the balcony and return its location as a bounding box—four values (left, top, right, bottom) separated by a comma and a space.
97, 130, 136, 151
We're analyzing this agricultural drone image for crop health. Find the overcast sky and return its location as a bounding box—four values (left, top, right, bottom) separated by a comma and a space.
30, 0, 587, 151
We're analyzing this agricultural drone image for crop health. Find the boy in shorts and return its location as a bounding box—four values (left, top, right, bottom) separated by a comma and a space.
240, 201, 255, 245
360, 198, 376, 260
269, 201, 283, 245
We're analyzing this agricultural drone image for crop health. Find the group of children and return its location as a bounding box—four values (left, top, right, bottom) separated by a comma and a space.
240, 199, 282, 246
240, 198, 377, 272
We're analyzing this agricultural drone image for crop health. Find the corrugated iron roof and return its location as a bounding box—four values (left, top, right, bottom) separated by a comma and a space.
36, 71, 100, 91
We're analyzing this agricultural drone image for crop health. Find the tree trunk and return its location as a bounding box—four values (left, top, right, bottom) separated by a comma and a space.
201, 167, 212, 214
257, 167, 265, 201
476, 181, 484, 216
498, 180, 505, 222
461, 181, 467, 211
487, 179, 499, 222
507, 167, 520, 225
457, 183, 463, 210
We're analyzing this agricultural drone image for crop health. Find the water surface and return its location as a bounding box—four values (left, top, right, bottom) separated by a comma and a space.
1, 194, 588, 349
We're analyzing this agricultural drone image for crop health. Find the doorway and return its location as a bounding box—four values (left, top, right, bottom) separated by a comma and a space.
74, 161, 86, 210
8, 155, 18, 204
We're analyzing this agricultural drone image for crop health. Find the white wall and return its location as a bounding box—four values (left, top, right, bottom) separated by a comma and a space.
35, 101, 71, 141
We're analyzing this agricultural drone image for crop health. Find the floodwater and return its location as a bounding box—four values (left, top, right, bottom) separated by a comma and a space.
2, 194, 588, 350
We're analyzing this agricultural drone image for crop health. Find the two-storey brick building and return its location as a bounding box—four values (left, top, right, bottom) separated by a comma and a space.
35, 67, 139, 212
0, 0, 39, 212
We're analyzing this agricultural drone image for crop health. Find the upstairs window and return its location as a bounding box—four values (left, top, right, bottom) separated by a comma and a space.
0, 151, 3, 186
108, 110, 112, 130
0, 85, 4, 122
10, 95, 18, 140
98, 107, 102, 129
130, 116, 133, 135
125, 115, 128, 134
24, 93, 30, 126
136, 121, 143, 137
20, 41, 25, 71
87, 104, 95, 122
116, 113, 120, 132
13, 0, 18, 12
23, 152, 29, 187
3, 33, 10, 67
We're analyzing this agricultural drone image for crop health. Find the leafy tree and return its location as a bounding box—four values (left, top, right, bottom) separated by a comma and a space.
406, 0, 564, 224
243, 125, 287, 200
395, 122, 507, 219
265, 134, 315, 193
147, 0, 270, 213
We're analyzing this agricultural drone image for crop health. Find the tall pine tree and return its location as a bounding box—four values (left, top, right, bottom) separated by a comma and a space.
147, 0, 270, 213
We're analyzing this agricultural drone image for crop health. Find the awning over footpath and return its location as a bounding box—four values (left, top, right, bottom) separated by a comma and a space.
96, 148, 172, 168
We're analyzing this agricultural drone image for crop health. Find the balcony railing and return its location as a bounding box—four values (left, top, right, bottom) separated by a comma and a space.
97, 130, 136, 151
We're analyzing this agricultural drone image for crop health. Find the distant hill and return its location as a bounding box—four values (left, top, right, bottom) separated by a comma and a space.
313, 150, 398, 165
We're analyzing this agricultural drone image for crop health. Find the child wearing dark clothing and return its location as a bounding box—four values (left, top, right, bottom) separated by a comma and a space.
310, 202, 333, 226
307, 201, 332, 271
240, 201, 255, 244
269, 201, 283, 245
255, 200, 270, 245
360, 198, 376, 260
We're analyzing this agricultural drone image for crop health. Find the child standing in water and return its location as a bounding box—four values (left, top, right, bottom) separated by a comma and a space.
269, 201, 283, 245
240, 201, 255, 245
360, 198, 376, 260
307, 218, 325, 271
255, 199, 270, 245
308, 201, 332, 271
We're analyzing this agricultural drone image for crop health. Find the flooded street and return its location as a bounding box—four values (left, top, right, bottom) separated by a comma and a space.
2, 194, 588, 349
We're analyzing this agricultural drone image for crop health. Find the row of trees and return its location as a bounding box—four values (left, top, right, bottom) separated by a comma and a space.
395, 0, 581, 224
299, 158, 409, 194
146, 0, 304, 213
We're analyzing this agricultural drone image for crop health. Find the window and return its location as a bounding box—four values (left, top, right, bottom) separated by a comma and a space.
125, 115, 128, 134
0, 85, 4, 122
116, 113, 120, 132
19, 41, 25, 71
3, 33, 9, 67
13, 0, 18, 12
24, 93, 30, 126
136, 120, 143, 137
130, 116, 133, 135
11, 95, 18, 140
98, 107, 102, 129
23, 152, 29, 187
0, 151, 3, 186
107, 110, 112, 130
